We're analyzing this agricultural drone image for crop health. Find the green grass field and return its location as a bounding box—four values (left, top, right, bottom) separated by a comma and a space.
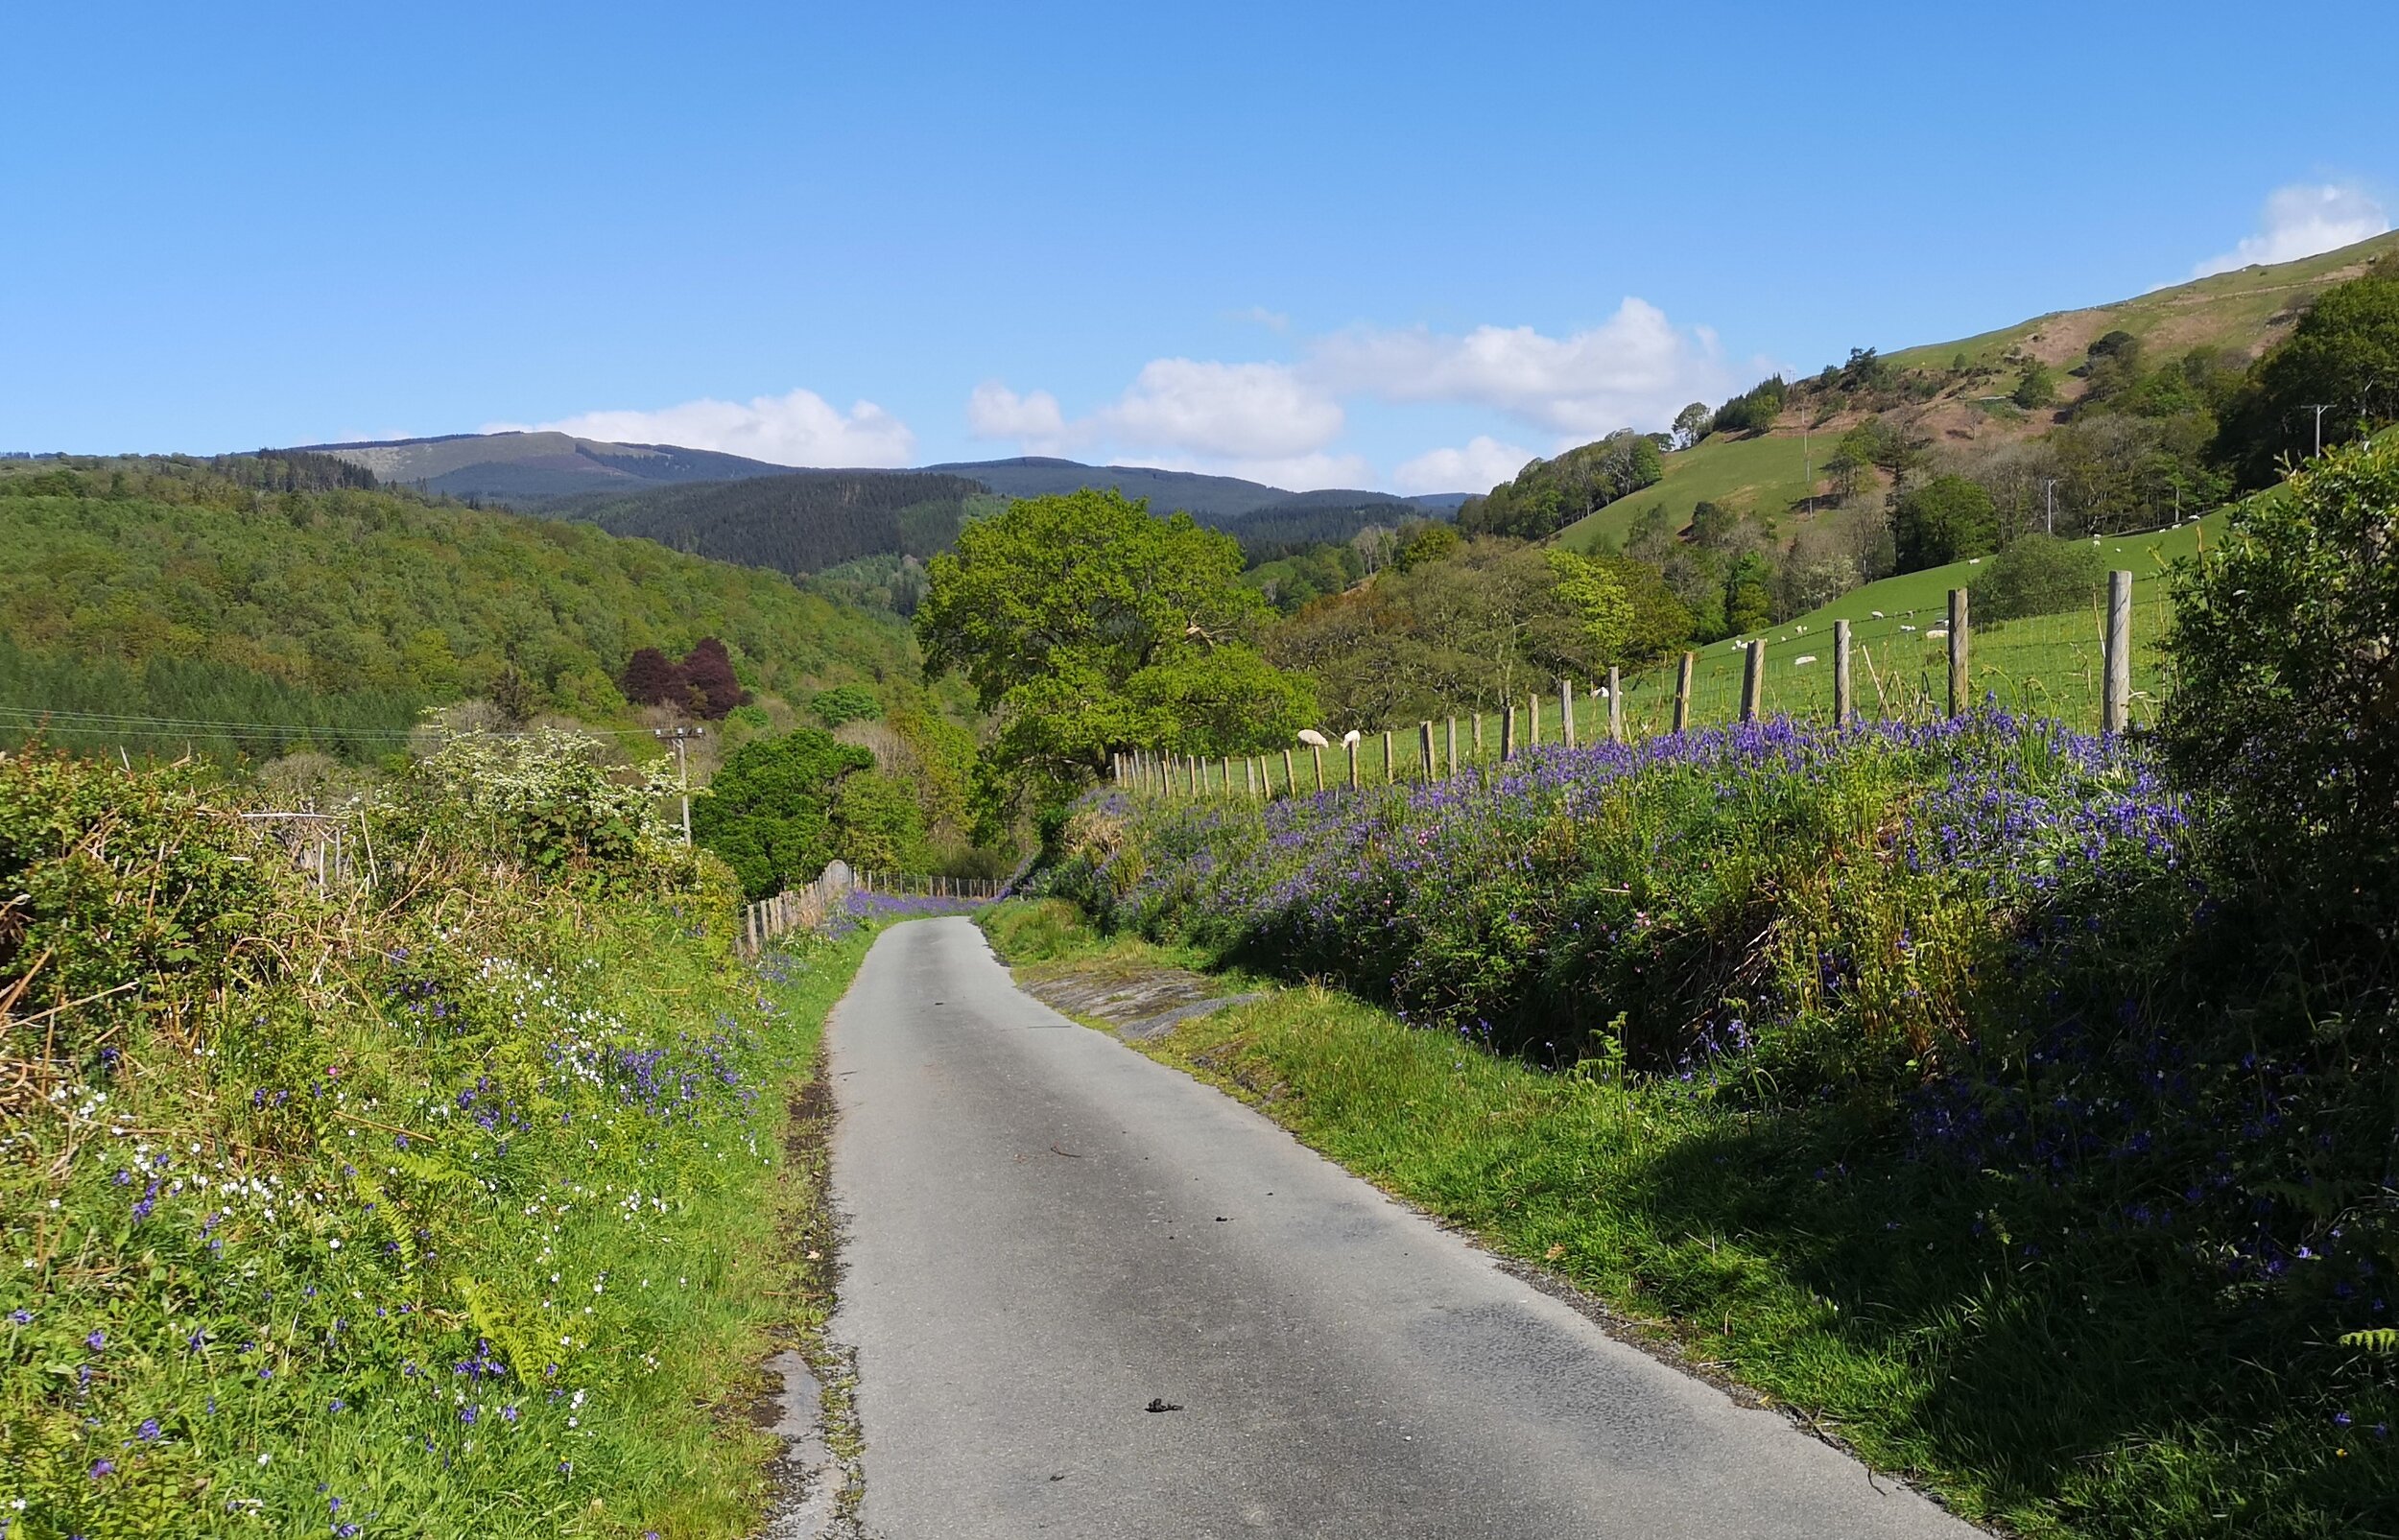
1556, 431, 1823, 553
1605, 511, 2230, 736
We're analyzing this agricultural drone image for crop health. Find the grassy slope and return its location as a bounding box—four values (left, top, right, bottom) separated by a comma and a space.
1556, 432, 1822, 554
1612, 512, 2227, 733
1554, 230, 2399, 557
1285, 512, 2225, 784
1883, 229, 2399, 374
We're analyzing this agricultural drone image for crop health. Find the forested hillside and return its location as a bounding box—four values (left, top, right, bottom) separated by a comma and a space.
0, 454, 926, 761
548, 469, 997, 577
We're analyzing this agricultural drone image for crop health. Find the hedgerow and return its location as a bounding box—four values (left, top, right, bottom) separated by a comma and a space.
0, 743, 851, 1538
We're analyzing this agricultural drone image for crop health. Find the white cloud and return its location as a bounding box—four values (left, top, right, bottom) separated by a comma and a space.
1123, 449, 1375, 492
1310, 298, 1742, 438
1100, 358, 1343, 460
964, 295, 1743, 492
1226, 305, 1291, 332
2193, 182, 2389, 278
493, 388, 914, 467
1392, 436, 1537, 495
965, 382, 1073, 453
966, 358, 1350, 485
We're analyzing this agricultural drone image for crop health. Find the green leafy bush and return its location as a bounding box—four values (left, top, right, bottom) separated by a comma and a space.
810, 683, 882, 727
2159, 437, 2399, 958
693, 727, 934, 895
2011, 360, 2057, 409
1967, 535, 2104, 620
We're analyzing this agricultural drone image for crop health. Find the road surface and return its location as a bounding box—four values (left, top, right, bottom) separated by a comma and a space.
826, 917, 1977, 1539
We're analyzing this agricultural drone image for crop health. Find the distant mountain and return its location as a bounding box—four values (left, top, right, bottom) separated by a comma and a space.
287, 438, 1471, 581
302, 431, 797, 501
294, 439, 1474, 523
546, 471, 990, 579
922, 458, 1469, 525
920, 457, 1285, 519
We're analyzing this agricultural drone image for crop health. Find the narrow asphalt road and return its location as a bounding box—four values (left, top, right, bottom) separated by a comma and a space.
827, 917, 1979, 1539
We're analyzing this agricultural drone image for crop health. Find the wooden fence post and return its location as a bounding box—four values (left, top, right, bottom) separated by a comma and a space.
1948, 587, 1970, 717
1346, 738, 1359, 789
1528, 691, 1541, 747
1246, 757, 1258, 796
1502, 706, 1517, 761
1472, 712, 1485, 758
1741, 640, 1766, 723
2103, 569, 2132, 733
1380, 729, 1393, 784
1834, 618, 1853, 724
1283, 747, 1297, 796
1419, 720, 1436, 779
1675, 651, 1695, 732
1606, 666, 1623, 742
1445, 716, 1458, 775
1560, 678, 1576, 747
1311, 745, 1325, 792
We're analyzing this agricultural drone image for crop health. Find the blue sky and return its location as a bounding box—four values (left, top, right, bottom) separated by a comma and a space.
5, 2, 2393, 492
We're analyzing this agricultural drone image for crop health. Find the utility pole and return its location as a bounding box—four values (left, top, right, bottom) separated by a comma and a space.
2043, 477, 2056, 537
2303, 403, 2334, 457
653, 725, 705, 844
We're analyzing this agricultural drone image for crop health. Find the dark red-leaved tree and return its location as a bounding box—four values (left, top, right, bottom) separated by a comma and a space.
677, 637, 751, 719
619, 647, 683, 706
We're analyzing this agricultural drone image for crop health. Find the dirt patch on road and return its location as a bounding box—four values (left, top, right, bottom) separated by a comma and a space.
1017, 960, 1266, 1040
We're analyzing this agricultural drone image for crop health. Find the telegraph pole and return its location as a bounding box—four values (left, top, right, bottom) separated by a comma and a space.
2043, 478, 2056, 536
2302, 404, 2334, 457
653, 725, 705, 844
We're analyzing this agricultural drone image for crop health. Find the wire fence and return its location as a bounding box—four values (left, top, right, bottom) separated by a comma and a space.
1120, 571, 2167, 799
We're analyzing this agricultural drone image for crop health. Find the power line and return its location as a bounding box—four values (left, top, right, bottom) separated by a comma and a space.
0, 705, 672, 742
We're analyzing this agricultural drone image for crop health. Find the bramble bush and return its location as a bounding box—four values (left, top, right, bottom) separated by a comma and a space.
369, 728, 700, 898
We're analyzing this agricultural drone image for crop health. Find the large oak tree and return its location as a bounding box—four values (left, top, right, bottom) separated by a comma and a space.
914, 488, 1317, 803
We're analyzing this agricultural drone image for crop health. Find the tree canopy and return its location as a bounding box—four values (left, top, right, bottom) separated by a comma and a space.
693, 727, 927, 898
2217, 256, 2399, 486
1893, 475, 2000, 571
914, 488, 1316, 802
